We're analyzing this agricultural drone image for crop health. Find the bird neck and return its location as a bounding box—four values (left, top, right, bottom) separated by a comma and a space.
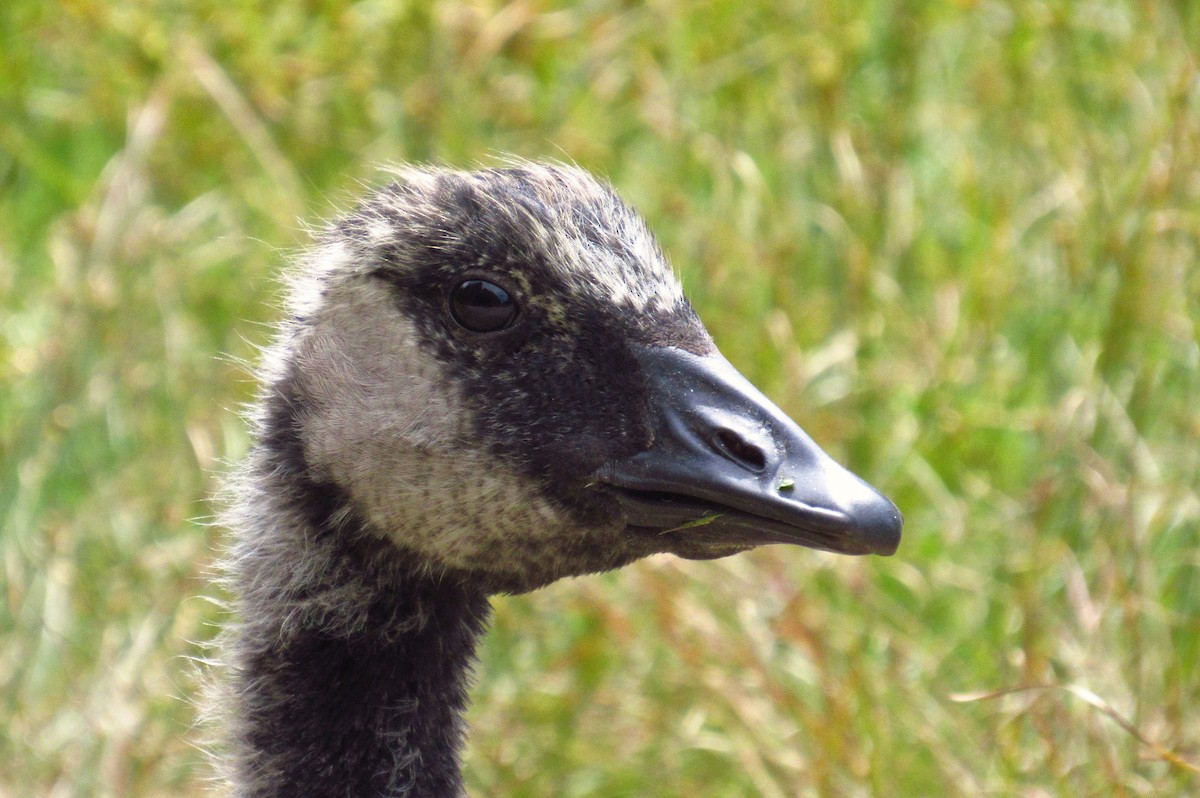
224, 445, 492, 797
234, 573, 490, 797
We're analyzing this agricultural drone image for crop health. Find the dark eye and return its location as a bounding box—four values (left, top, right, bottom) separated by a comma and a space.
448, 279, 518, 333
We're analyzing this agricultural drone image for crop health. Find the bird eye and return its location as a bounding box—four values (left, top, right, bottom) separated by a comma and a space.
449, 279, 518, 333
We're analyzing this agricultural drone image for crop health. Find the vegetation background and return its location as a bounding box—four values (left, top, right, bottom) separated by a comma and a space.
2, 1, 1198, 795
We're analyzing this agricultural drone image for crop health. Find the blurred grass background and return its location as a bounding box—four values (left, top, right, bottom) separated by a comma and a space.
2, 0, 1198, 795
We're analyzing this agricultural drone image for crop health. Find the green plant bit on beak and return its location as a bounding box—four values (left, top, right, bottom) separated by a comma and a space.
778, 478, 795, 491
662, 513, 724, 534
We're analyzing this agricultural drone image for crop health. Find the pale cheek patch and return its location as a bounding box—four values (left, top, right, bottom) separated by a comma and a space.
349, 449, 577, 575
295, 278, 583, 577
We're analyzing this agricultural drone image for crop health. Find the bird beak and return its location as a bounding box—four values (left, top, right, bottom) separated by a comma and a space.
596, 345, 902, 558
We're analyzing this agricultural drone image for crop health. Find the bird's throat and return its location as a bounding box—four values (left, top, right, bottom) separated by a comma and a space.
224, 382, 496, 796
230, 569, 492, 798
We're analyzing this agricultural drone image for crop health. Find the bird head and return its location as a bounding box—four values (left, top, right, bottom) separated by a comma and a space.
265, 164, 901, 593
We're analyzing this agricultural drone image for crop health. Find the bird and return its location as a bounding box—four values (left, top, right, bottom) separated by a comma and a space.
212, 162, 902, 797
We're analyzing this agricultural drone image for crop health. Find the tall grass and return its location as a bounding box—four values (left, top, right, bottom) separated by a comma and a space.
1, 1, 1197, 795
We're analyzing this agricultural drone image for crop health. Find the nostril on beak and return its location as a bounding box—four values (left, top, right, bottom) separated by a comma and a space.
712, 428, 768, 473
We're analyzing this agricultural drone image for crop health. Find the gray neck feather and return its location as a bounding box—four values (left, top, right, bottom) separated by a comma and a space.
219, 407, 492, 798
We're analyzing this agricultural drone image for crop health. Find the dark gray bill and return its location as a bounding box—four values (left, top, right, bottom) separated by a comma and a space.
595, 345, 902, 558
